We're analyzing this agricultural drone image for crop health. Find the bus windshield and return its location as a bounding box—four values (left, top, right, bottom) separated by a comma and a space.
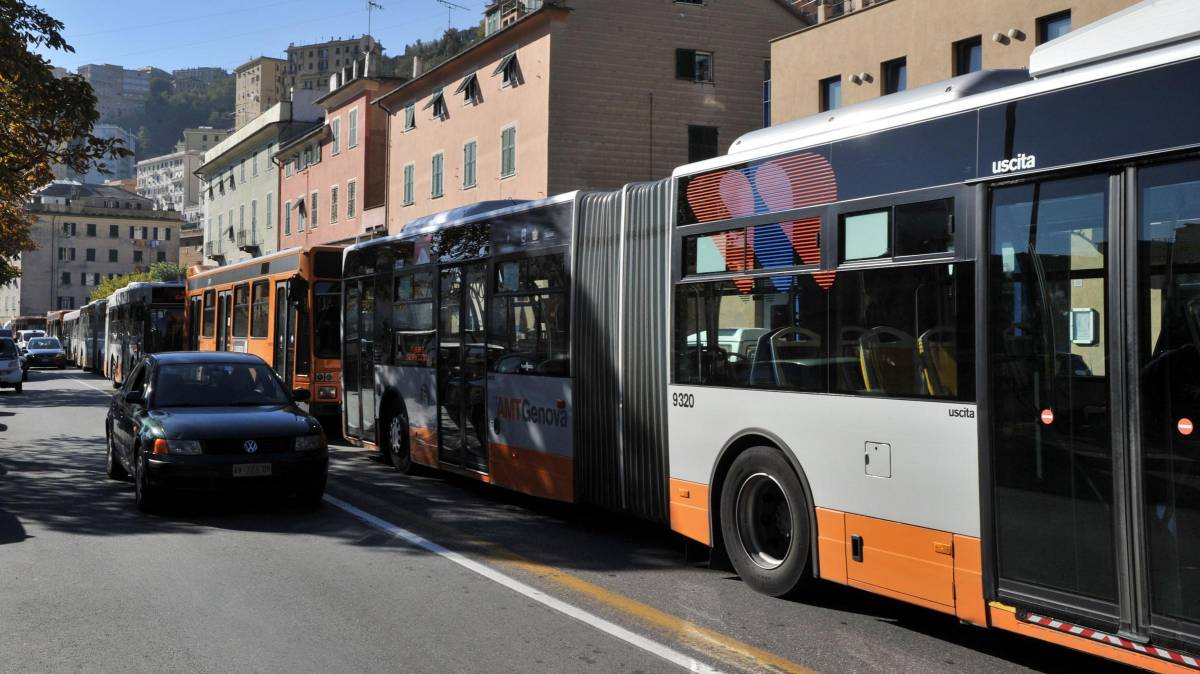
148, 306, 185, 353
314, 281, 341, 359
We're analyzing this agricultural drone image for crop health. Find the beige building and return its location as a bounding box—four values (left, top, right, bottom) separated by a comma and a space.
770, 0, 1140, 122
235, 57, 287, 129
0, 184, 182, 321
178, 220, 205, 270
377, 0, 802, 229
286, 36, 382, 93
179, 127, 230, 154
136, 149, 203, 215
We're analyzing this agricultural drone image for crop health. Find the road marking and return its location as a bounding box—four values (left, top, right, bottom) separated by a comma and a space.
66, 375, 114, 396
324, 494, 727, 674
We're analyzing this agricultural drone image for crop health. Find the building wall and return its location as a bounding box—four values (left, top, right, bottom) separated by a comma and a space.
286, 36, 382, 93
546, 0, 799, 193
199, 138, 284, 265
770, 0, 1140, 122
278, 82, 389, 249
136, 150, 203, 213
178, 223, 205, 270
235, 57, 287, 129
0, 206, 181, 318
181, 127, 229, 154
382, 18, 555, 232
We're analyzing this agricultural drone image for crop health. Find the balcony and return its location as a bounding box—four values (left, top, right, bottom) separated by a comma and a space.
791, 0, 879, 25
236, 228, 260, 255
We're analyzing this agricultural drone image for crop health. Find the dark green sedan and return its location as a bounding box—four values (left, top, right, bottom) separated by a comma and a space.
105, 351, 329, 512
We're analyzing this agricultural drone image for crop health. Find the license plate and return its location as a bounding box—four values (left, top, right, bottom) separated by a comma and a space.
232, 463, 271, 477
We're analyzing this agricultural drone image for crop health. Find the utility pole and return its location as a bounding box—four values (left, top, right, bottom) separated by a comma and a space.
435, 0, 469, 30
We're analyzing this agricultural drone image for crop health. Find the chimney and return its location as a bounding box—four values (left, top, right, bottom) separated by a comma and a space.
412, 56, 422, 79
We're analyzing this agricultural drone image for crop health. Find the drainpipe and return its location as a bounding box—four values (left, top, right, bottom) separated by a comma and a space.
376, 95, 396, 240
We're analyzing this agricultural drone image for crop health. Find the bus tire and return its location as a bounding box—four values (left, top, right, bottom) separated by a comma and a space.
383, 403, 413, 474
719, 447, 811, 597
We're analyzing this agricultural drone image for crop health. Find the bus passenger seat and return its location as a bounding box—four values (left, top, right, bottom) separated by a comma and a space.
858, 327, 917, 395
918, 327, 958, 397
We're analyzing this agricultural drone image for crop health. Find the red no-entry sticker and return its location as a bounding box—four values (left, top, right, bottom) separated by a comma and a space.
1041, 409, 1055, 425
1179, 418, 1194, 436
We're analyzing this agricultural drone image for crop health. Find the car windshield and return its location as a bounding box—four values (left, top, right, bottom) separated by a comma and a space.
0, 340, 16, 357
28, 337, 60, 350
153, 362, 292, 407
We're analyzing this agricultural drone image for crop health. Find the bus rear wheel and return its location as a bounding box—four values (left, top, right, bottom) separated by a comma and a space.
383, 404, 413, 474
720, 447, 811, 597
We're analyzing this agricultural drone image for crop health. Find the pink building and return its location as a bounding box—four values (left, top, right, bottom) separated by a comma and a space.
275, 72, 395, 249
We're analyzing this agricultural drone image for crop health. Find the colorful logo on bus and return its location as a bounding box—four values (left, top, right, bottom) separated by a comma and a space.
685, 152, 838, 290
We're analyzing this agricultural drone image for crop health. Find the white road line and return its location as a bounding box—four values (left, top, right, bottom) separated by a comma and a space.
66, 375, 114, 395
323, 494, 725, 674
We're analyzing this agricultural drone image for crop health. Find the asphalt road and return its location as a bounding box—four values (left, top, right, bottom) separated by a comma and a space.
0, 369, 1138, 674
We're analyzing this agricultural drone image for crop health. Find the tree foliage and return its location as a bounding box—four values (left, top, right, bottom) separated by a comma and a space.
0, 0, 130, 286
111, 74, 234, 157
90, 261, 186, 301
379, 26, 481, 79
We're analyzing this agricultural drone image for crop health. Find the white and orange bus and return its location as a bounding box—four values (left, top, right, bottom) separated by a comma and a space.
104, 282, 186, 385
345, 4, 1200, 670
185, 246, 345, 421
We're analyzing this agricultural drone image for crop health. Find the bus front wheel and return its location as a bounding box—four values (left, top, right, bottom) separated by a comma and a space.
383, 404, 413, 474
720, 447, 811, 597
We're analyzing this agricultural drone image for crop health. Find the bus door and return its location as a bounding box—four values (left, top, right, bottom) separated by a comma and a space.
216, 289, 232, 351
188, 296, 201, 350
274, 281, 295, 387
342, 279, 363, 439
437, 263, 488, 472
987, 163, 1200, 649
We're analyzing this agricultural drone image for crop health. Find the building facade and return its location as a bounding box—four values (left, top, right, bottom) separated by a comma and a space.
196, 97, 323, 266
172, 66, 227, 94
769, 0, 1141, 122
376, 0, 801, 229
178, 220, 205, 270
53, 124, 138, 183
0, 184, 181, 321
136, 150, 203, 215
276, 65, 394, 249
179, 127, 230, 154
235, 57, 288, 129
286, 36, 382, 92
76, 63, 152, 121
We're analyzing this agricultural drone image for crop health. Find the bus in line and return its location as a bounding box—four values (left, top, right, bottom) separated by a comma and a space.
185, 246, 345, 421
343, 3, 1200, 670
75, 299, 108, 372
45, 309, 74, 361
104, 282, 186, 386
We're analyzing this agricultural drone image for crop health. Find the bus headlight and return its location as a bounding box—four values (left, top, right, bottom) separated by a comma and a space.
295, 434, 325, 452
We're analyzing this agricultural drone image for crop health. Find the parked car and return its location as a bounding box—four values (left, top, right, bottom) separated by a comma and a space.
21, 336, 67, 371
0, 337, 22, 393
105, 352, 329, 511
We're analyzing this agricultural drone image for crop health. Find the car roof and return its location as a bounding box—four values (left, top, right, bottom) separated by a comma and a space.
148, 351, 268, 366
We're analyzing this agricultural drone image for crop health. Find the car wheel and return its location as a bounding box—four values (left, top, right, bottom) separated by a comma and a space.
385, 405, 413, 474
720, 447, 812, 597
134, 448, 159, 512
105, 427, 128, 480
13, 383, 21, 394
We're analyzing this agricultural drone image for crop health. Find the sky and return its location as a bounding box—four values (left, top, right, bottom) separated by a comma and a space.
35, 0, 486, 73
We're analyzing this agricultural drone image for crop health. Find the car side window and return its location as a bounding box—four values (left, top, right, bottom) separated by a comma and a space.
125, 364, 147, 396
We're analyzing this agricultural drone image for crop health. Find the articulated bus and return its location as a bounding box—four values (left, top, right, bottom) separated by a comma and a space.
54, 310, 80, 363
104, 282, 186, 385
76, 299, 107, 372
345, 5, 1200, 670
185, 246, 344, 420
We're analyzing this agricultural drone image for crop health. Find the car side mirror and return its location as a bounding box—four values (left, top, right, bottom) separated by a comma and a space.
292, 387, 311, 402
125, 391, 145, 406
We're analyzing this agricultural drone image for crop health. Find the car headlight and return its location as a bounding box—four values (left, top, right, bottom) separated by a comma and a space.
295, 434, 325, 451
152, 438, 202, 455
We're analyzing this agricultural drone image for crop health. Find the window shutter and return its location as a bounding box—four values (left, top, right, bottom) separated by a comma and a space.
676, 49, 695, 79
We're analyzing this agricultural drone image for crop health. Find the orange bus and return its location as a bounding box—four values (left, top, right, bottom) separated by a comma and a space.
185, 246, 344, 421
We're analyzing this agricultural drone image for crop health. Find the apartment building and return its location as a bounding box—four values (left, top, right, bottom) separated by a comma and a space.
285, 35, 382, 92
770, 0, 1140, 122
277, 61, 395, 248
0, 184, 181, 321
53, 124, 138, 183
178, 221, 205, 269
136, 149, 203, 214
196, 96, 323, 266
376, 0, 802, 228
172, 66, 227, 94
76, 63, 152, 121
235, 57, 288, 129
179, 127, 230, 154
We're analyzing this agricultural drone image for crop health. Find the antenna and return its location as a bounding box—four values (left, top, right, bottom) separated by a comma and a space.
367, 1, 384, 41
435, 0, 469, 29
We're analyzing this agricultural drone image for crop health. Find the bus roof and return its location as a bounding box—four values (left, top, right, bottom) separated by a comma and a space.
349, 193, 578, 253
108, 281, 184, 305
679, 0, 1200, 178
187, 246, 304, 279
63, 310, 81, 321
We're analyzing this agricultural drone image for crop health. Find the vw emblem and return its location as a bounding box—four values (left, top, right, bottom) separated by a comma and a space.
244, 440, 258, 454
